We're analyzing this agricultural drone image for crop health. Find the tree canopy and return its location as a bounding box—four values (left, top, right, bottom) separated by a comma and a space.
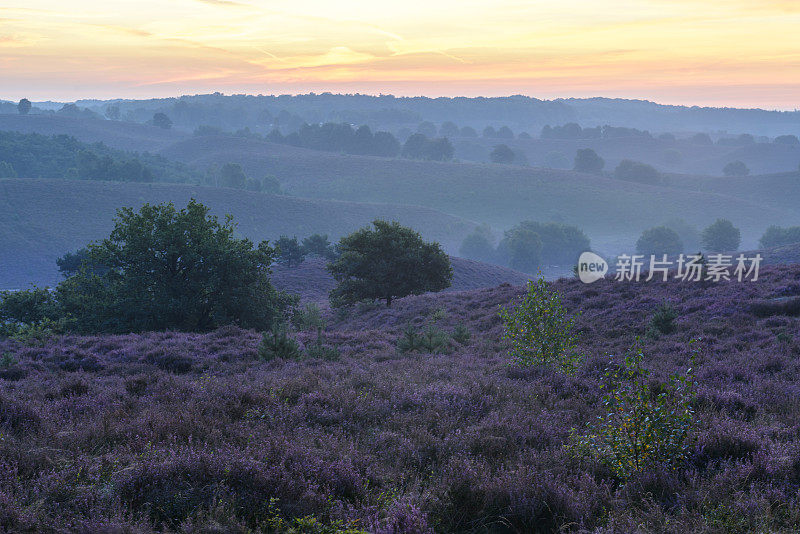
327, 220, 452, 307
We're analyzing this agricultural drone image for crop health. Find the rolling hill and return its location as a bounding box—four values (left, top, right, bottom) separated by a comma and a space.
159, 135, 800, 249
270, 256, 531, 301
0, 113, 186, 153
0, 178, 477, 289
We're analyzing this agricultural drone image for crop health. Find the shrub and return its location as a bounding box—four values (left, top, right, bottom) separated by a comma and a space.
292, 303, 326, 331
646, 301, 678, 337
723, 160, 749, 177
614, 159, 662, 185
451, 323, 471, 345
306, 328, 340, 361
489, 144, 515, 164
571, 342, 697, 479
701, 219, 741, 252
258, 326, 302, 361
397, 323, 424, 354
0, 352, 16, 368
499, 277, 582, 373
0, 287, 62, 324
397, 323, 450, 354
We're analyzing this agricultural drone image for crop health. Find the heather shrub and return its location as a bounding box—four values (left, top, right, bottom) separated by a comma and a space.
259, 326, 302, 361
144, 351, 194, 374
499, 277, 582, 373
646, 301, 678, 337
570, 342, 697, 479
292, 303, 326, 331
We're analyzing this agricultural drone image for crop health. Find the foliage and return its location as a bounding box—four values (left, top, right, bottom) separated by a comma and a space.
614, 159, 662, 185
271, 122, 401, 157
647, 301, 679, 338
258, 325, 302, 361
489, 144, 515, 164
328, 220, 452, 307
56, 200, 295, 333
0, 286, 62, 324
501, 227, 542, 273
152, 112, 172, 129
573, 148, 605, 173
306, 328, 340, 361
302, 234, 337, 260
401, 134, 454, 161
499, 276, 581, 373
218, 162, 247, 188
397, 323, 450, 354
636, 226, 684, 257
0, 130, 200, 183
458, 225, 496, 263
275, 236, 306, 267
292, 303, 326, 331
722, 160, 750, 177
701, 218, 741, 252
451, 323, 471, 345
17, 98, 31, 115
759, 225, 800, 248
570, 341, 697, 479
501, 221, 590, 266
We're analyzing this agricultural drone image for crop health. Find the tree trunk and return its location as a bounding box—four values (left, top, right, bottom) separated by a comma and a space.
386, 295, 392, 307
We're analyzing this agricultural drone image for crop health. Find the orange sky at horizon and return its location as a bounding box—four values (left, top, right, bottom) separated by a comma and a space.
1, 0, 799, 109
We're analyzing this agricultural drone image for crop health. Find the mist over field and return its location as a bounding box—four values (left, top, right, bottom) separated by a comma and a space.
4, 1, 800, 531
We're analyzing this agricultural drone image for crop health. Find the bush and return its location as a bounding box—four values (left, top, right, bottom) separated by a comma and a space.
499, 277, 581, 373
0, 287, 62, 324
722, 160, 749, 177
571, 342, 697, 479
275, 236, 306, 267
459, 225, 496, 263
614, 159, 662, 185
647, 301, 678, 337
397, 323, 450, 354
500, 221, 590, 266
701, 218, 741, 252
258, 326, 302, 361
636, 226, 684, 257
451, 323, 471, 345
489, 144, 515, 164
292, 303, 326, 331
306, 328, 340, 361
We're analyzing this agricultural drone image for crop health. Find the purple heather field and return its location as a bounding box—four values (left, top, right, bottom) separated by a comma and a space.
4, 266, 800, 532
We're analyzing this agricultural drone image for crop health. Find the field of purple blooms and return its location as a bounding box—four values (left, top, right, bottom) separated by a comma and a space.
4, 266, 800, 532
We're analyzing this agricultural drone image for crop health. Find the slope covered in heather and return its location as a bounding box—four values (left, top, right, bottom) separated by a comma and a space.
3, 266, 800, 531
270, 256, 531, 301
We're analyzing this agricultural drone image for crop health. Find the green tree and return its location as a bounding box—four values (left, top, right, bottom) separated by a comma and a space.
614, 159, 662, 184
327, 220, 452, 307
152, 112, 172, 130
218, 162, 247, 189
574, 148, 605, 173
56, 200, 293, 333
490, 144, 515, 164
275, 236, 305, 267
459, 224, 496, 263
301, 234, 337, 260
17, 98, 31, 115
636, 226, 684, 256
499, 276, 581, 373
502, 227, 542, 273
0, 161, 16, 178
701, 218, 741, 252
722, 160, 749, 177
760, 225, 800, 248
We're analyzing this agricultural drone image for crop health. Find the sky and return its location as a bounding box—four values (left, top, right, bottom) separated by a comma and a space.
1, 0, 799, 109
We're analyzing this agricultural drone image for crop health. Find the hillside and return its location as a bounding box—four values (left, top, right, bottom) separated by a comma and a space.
159, 135, 800, 248
0, 113, 186, 153
270, 256, 531, 301
4, 264, 800, 530
0, 179, 477, 289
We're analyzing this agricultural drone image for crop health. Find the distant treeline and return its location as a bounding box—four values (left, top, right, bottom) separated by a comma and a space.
266, 123, 401, 157
541, 123, 653, 140
0, 131, 200, 183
